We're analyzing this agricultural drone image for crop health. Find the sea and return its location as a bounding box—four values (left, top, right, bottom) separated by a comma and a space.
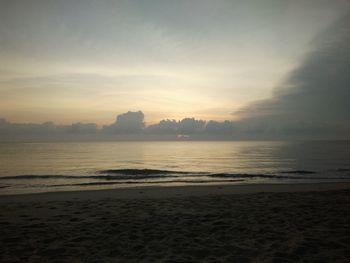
0, 140, 350, 195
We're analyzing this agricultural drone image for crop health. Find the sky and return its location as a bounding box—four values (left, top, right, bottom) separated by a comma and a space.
1, 0, 349, 128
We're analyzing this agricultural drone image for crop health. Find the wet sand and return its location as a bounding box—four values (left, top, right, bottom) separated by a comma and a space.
1, 183, 350, 262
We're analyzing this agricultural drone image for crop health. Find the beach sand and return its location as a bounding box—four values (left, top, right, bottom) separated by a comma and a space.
1, 183, 350, 262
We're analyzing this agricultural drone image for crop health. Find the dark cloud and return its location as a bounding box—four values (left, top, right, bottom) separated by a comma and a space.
0, 119, 97, 136
205, 120, 236, 135
145, 118, 207, 135
146, 118, 237, 135
0, 119, 56, 135
234, 13, 350, 138
61, 123, 98, 134
103, 111, 145, 134
146, 119, 179, 134
178, 118, 206, 134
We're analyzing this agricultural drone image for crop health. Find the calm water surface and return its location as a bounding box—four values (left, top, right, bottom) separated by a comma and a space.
0, 141, 349, 194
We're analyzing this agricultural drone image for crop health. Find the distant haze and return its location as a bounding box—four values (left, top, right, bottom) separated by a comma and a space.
0, 0, 349, 140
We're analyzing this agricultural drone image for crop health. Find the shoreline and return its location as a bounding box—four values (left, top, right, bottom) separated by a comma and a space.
2, 181, 350, 202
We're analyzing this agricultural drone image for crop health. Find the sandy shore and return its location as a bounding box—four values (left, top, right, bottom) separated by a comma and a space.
1, 183, 350, 262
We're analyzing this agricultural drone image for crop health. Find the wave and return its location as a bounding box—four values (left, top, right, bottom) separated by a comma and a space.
208, 172, 350, 180
207, 173, 324, 180
0, 169, 202, 181
280, 170, 316, 174
50, 179, 245, 187
1, 168, 350, 182
209, 173, 291, 179
99, 169, 192, 175
0, 174, 178, 181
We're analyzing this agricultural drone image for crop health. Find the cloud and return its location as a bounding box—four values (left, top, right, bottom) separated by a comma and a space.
145, 118, 237, 135
146, 119, 179, 134
0, 119, 56, 135
145, 118, 206, 135
205, 120, 236, 134
103, 111, 145, 134
178, 118, 206, 134
233, 13, 350, 138
0, 118, 97, 136
61, 123, 98, 134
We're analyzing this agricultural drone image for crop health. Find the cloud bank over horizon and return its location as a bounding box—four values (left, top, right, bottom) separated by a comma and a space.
0, 111, 237, 139
0, 107, 348, 141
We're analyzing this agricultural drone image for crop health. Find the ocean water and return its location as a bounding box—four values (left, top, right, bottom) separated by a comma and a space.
0, 140, 350, 194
